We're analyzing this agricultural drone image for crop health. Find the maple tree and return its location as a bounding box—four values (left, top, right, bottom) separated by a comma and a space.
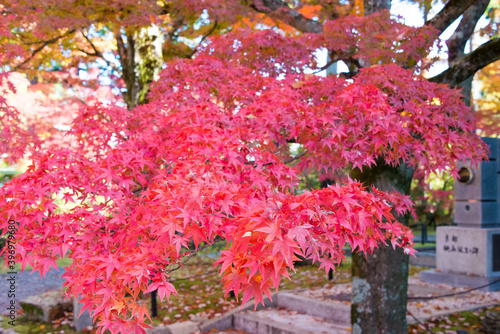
0, 0, 498, 333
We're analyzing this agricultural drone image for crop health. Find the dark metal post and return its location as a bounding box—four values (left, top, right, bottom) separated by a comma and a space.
421, 223, 427, 245
151, 290, 158, 317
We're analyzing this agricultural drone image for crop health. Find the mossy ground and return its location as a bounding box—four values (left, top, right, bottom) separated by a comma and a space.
0, 257, 73, 275
1, 313, 80, 334
408, 305, 500, 333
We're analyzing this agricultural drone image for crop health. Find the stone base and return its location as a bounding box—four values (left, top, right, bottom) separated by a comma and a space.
420, 269, 500, 292
436, 226, 500, 277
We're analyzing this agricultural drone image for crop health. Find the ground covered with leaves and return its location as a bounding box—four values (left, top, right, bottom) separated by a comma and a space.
408, 306, 500, 333
1, 248, 498, 334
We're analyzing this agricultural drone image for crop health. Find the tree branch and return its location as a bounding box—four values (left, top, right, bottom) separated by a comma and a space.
283, 149, 309, 164
447, 0, 489, 63
187, 20, 218, 58
115, 31, 139, 109
14, 29, 76, 70
78, 31, 122, 75
425, 0, 478, 35
249, 0, 323, 34
81, 31, 102, 57
429, 38, 500, 86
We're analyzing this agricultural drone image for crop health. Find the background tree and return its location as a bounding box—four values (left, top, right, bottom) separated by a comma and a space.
476, 60, 500, 135
0, 1, 498, 333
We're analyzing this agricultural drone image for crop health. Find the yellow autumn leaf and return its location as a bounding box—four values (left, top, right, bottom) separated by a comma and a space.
110, 300, 125, 312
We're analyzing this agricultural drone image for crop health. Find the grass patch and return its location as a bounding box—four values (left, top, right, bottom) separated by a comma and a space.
413, 242, 436, 249
1, 314, 80, 334
0, 257, 73, 275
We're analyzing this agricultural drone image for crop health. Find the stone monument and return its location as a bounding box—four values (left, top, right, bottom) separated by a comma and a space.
421, 137, 500, 291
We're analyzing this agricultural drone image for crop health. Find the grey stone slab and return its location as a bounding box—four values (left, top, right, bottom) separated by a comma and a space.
146, 325, 173, 334
234, 309, 350, 334
0, 329, 20, 334
407, 283, 456, 298
454, 200, 499, 226
19, 289, 71, 323
420, 269, 500, 292
198, 312, 233, 332
166, 321, 198, 334
455, 161, 498, 201
198, 293, 277, 333
436, 226, 500, 277
276, 292, 350, 326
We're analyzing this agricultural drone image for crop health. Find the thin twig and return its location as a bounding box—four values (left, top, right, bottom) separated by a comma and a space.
166, 239, 224, 274
81, 31, 102, 56
78, 31, 123, 75
283, 149, 309, 164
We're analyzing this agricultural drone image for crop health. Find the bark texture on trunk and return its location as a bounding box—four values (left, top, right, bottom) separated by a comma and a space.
350, 1, 415, 332
350, 161, 414, 334
116, 26, 163, 110
445, 0, 489, 105
351, 246, 409, 334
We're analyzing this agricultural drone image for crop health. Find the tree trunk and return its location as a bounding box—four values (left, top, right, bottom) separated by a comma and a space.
349, 1, 415, 332
350, 160, 414, 334
115, 26, 163, 110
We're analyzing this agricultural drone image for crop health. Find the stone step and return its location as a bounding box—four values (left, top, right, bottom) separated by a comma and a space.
234, 308, 350, 334
276, 292, 350, 326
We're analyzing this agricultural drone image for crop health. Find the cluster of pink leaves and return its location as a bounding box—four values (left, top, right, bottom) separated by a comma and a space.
0, 70, 117, 163
157, 56, 483, 174
0, 12, 35, 162
0, 74, 37, 163
204, 11, 438, 75
309, 11, 439, 69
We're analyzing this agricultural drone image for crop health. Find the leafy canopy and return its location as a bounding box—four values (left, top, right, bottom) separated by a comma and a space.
0, 3, 488, 333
